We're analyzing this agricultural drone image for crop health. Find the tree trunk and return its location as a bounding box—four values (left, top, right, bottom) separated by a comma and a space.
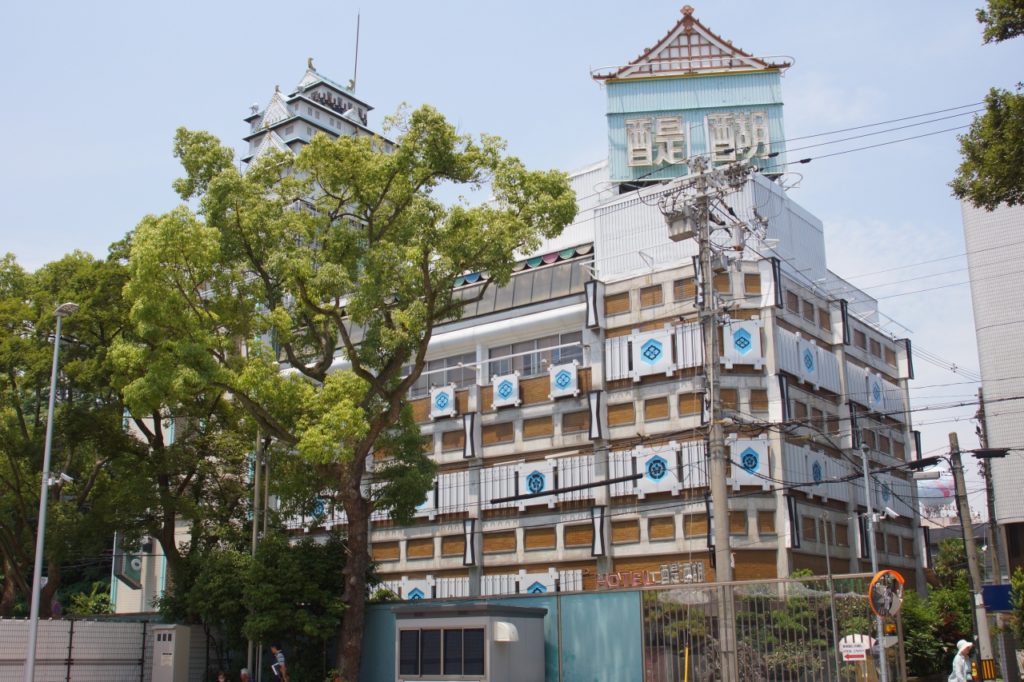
39, 560, 60, 618
338, 492, 370, 682
0, 557, 18, 617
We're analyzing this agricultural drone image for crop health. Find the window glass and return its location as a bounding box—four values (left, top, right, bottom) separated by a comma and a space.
421, 629, 441, 675
464, 629, 485, 675
399, 631, 419, 675
443, 629, 463, 674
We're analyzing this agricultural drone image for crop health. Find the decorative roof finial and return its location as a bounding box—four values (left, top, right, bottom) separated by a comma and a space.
682, 5, 694, 16
274, 84, 280, 93
307, 56, 315, 70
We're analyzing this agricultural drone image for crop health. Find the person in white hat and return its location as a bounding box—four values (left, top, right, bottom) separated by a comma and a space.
949, 639, 973, 682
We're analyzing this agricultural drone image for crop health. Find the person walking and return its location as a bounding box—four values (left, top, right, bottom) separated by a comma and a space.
270, 644, 290, 682
239, 668, 250, 682
949, 639, 973, 682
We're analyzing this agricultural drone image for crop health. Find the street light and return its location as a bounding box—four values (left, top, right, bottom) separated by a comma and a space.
24, 302, 78, 682
859, 443, 889, 682
858, 448, 939, 682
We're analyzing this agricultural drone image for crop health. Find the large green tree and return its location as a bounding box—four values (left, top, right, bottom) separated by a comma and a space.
950, 1, 1024, 208
119, 105, 576, 678
0, 251, 148, 616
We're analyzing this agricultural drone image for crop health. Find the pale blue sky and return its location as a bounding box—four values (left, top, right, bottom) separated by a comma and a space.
2, 1, 1021, 507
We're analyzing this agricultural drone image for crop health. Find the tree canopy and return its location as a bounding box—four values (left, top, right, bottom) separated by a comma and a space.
950, 0, 1024, 208
119, 104, 576, 678
977, 0, 1024, 44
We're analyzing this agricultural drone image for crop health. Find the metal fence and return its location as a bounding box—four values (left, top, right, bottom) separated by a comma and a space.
0, 618, 149, 682
642, 573, 889, 682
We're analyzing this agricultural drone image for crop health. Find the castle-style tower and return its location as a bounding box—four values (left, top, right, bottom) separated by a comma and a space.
243, 58, 377, 165
594, 6, 789, 186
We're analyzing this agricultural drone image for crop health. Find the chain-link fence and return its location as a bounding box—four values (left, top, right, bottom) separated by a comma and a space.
0, 618, 149, 682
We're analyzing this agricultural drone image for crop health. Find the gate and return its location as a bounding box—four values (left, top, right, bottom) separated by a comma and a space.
642, 573, 888, 681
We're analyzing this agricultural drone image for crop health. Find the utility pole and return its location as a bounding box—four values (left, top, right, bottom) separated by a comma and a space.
976, 389, 1005, 581
949, 432, 997, 680
860, 444, 889, 682
662, 156, 744, 681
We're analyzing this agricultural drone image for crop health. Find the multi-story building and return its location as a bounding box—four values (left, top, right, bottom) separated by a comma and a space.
286, 7, 925, 600
961, 200, 1024, 575
113, 8, 926, 611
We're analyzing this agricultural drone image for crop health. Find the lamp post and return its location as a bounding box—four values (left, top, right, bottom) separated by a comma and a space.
24, 302, 78, 682
859, 443, 889, 682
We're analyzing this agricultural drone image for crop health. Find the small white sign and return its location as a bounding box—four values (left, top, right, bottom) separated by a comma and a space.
840, 641, 867, 662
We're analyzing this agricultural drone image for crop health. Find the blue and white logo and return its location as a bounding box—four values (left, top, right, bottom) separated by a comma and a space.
881, 483, 891, 502
802, 348, 815, 373
526, 581, 547, 594
434, 391, 450, 410
872, 381, 882, 404
526, 471, 546, 494
733, 328, 752, 355
312, 497, 326, 516
554, 369, 573, 389
640, 339, 664, 365
646, 455, 669, 481
811, 461, 823, 483
497, 379, 514, 400
740, 447, 760, 473
407, 587, 425, 600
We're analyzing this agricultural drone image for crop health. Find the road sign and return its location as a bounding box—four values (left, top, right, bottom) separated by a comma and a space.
839, 634, 874, 662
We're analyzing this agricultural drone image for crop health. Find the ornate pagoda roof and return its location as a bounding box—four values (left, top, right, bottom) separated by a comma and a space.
594, 5, 789, 81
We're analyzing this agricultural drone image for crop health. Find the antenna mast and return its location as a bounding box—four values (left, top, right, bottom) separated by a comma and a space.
350, 12, 361, 91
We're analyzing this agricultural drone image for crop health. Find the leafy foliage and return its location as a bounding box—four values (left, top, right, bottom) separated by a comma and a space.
121, 104, 575, 679
977, 0, 1024, 43
951, 86, 1024, 209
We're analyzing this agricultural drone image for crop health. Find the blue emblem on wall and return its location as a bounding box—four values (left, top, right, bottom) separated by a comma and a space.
312, 497, 326, 516
554, 369, 573, 389
526, 581, 547, 594
646, 455, 669, 481
733, 328, 752, 355
812, 461, 823, 483
526, 471, 546, 494
881, 483, 891, 502
407, 587, 425, 600
497, 379, 515, 400
739, 447, 759, 473
434, 391, 450, 410
872, 382, 882, 404
802, 348, 815, 373
640, 339, 664, 365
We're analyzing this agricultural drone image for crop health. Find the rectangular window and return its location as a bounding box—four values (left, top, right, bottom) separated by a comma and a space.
487, 332, 582, 379
869, 339, 882, 358
786, 291, 800, 313
285, 124, 294, 135
818, 308, 830, 331
854, 330, 867, 350
605, 291, 630, 314
744, 273, 761, 296
884, 347, 898, 367
443, 630, 463, 674
802, 299, 815, 323
640, 284, 663, 308
464, 629, 485, 674
400, 628, 484, 677
674, 278, 697, 301
399, 631, 420, 675
409, 352, 476, 397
